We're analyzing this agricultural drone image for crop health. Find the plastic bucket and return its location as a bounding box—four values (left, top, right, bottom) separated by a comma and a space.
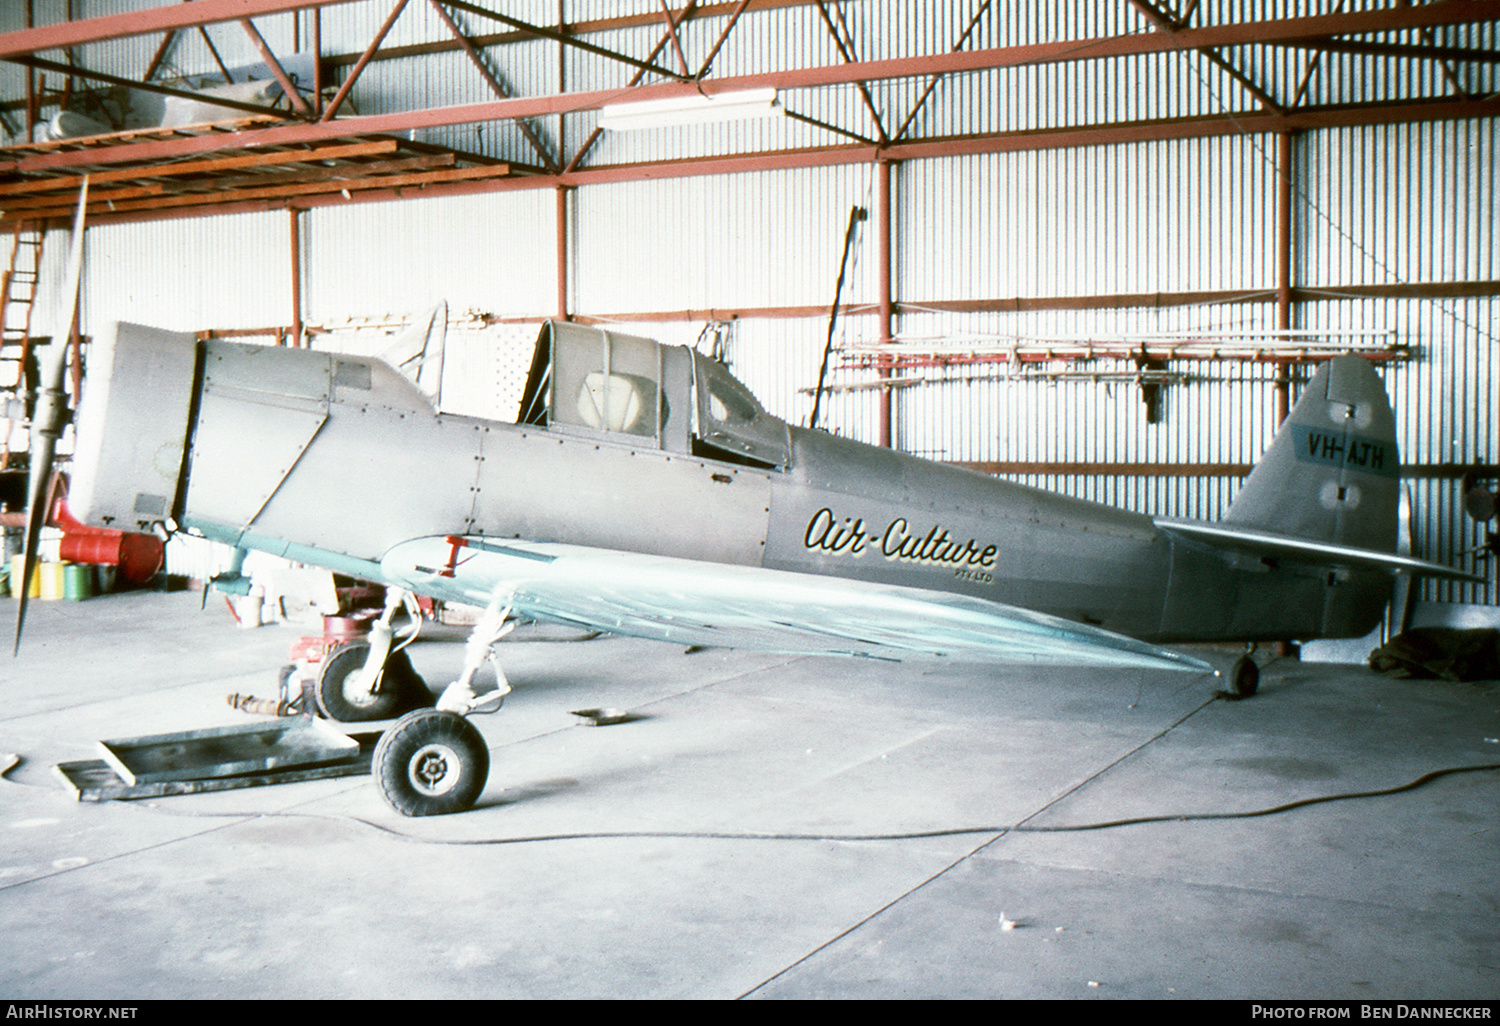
37, 562, 65, 601
9, 556, 40, 599
63, 563, 93, 601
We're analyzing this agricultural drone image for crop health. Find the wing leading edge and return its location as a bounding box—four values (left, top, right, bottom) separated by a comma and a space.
380, 536, 1213, 674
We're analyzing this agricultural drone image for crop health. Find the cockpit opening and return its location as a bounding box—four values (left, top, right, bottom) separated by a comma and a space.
518, 321, 790, 471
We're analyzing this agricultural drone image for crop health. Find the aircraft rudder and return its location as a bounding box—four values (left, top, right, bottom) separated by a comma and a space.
1224, 355, 1399, 552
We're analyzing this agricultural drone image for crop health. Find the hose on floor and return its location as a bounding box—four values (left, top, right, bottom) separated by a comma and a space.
63, 758, 1500, 848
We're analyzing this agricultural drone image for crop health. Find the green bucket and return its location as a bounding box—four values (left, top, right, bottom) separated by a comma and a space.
63, 563, 93, 601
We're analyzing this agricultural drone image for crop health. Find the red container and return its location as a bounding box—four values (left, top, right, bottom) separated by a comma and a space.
54, 497, 165, 585
59, 529, 163, 585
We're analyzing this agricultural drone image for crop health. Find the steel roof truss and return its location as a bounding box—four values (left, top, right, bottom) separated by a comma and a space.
563, 2, 701, 174
10, 54, 297, 123
657, 0, 694, 78
442, 0, 688, 82
321, 0, 411, 123
892, 0, 993, 144
696, 0, 752, 80
429, 1, 558, 173
0, 0, 366, 59
814, 0, 887, 145
1125, 0, 1284, 113
1283, 37, 1500, 65
197, 25, 236, 86
238, 18, 315, 117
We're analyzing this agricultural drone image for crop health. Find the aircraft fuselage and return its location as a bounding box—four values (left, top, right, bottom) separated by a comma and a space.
69, 325, 1390, 649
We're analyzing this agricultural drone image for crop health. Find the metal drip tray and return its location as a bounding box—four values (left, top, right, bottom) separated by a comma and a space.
98, 718, 360, 785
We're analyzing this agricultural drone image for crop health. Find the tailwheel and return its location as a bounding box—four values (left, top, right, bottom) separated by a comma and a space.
315, 640, 429, 722
1230, 654, 1260, 698
374, 709, 490, 817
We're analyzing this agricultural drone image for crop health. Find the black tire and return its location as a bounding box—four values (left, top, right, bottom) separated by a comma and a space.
373, 709, 490, 817
1231, 655, 1260, 698
315, 641, 427, 722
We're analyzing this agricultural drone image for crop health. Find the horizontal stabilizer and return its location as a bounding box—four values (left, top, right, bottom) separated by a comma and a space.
1155, 517, 1486, 583
381, 536, 1215, 675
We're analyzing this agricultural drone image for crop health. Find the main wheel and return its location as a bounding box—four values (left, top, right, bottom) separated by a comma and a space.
1230, 655, 1260, 698
373, 709, 490, 817
315, 641, 427, 722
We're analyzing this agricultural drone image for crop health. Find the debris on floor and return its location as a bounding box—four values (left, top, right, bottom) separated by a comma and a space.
570, 707, 640, 726
1368, 627, 1500, 682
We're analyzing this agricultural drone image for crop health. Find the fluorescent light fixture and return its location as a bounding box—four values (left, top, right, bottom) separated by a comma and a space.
598, 88, 783, 131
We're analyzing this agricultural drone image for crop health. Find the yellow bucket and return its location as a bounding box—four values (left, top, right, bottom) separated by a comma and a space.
38, 562, 66, 601
9, 556, 41, 599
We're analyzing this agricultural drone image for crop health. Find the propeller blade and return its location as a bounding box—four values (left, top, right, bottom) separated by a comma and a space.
14, 177, 88, 656
13, 357, 63, 654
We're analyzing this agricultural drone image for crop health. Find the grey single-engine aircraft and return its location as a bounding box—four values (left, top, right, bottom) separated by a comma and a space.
9, 304, 1478, 817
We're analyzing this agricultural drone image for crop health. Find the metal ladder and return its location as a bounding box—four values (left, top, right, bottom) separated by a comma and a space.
1, 225, 44, 472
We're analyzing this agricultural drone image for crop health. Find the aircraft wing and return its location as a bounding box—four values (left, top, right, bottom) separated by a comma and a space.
1154, 517, 1487, 583
379, 536, 1213, 674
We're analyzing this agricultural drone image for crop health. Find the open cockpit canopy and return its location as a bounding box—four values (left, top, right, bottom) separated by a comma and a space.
518, 321, 790, 470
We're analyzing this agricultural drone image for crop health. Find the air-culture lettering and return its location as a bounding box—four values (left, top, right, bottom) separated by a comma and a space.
803, 508, 998, 572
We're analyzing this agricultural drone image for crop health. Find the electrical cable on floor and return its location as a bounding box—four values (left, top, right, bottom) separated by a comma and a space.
6, 685, 1497, 849
8, 750, 1491, 848
331, 761, 1500, 847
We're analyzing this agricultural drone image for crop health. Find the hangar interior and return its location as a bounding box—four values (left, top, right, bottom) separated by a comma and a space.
0, 0, 1498, 1001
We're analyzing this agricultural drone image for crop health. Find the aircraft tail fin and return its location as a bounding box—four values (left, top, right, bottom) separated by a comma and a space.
1224, 355, 1399, 553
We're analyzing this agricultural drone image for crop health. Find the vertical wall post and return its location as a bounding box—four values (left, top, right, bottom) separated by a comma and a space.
288, 208, 302, 347
1274, 130, 1295, 424
1273, 130, 1297, 660
24, 0, 35, 141
311, 8, 323, 119
556, 186, 571, 321
877, 159, 895, 449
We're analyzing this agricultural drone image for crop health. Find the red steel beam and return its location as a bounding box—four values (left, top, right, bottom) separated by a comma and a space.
441, 0, 687, 81
876, 160, 893, 449
239, 17, 315, 117
428, 0, 558, 172
1126, 0, 1285, 113
1, 4, 1495, 175
288, 208, 303, 346
10, 85, 1496, 183
6, 93, 1496, 196
1275, 130, 1295, 424
322, 0, 410, 122
6, 2, 1496, 112
555, 186, 569, 320
695, 0, 753, 79
563, 2, 699, 174
0, 0, 367, 58
658, 0, 694, 78
9, 53, 297, 120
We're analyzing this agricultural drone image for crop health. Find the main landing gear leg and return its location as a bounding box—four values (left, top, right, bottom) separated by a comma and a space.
373, 591, 513, 817
315, 588, 429, 722
435, 594, 516, 715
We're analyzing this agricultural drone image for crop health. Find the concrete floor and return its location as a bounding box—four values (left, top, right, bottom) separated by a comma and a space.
1, 590, 1498, 1001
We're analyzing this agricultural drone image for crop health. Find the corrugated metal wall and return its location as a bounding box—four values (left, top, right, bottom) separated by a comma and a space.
1, 1, 1493, 612
304, 190, 555, 320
